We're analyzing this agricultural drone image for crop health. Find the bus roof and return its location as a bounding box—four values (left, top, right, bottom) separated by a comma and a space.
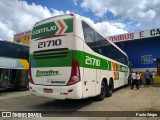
34, 14, 74, 27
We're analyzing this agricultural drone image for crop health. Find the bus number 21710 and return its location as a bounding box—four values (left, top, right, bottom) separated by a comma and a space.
85, 56, 100, 66
38, 39, 61, 48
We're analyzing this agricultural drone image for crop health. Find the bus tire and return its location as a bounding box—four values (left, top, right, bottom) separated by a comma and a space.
96, 80, 106, 101
106, 79, 113, 97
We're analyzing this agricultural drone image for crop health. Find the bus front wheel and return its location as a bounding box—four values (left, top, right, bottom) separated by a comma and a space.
96, 80, 106, 101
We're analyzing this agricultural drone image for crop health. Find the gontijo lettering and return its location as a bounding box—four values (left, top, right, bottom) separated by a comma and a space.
121, 66, 128, 72
32, 26, 57, 35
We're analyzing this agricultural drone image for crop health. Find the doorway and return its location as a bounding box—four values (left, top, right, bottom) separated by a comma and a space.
0, 69, 11, 88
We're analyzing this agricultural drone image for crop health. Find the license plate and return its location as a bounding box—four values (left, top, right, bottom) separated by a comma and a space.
44, 88, 53, 93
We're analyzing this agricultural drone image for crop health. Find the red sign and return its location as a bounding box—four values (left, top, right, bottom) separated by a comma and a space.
106, 27, 160, 42
25, 30, 31, 36
14, 30, 31, 38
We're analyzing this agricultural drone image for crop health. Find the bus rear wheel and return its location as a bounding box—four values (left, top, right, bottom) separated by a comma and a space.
96, 80, 106, 101
106, 79, 113, 97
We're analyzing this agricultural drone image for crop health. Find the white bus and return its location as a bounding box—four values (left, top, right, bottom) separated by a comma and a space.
29, 14, 129, 100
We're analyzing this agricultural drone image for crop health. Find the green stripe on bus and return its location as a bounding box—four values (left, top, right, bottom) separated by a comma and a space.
73, 51, 111, 70
30, 50, 128, 72
30, 51, 72, 67
64, 18, 73, 33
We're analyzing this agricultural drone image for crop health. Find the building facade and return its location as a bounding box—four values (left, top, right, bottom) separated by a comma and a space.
14, 30, 31, 45
107, 27, 160, 74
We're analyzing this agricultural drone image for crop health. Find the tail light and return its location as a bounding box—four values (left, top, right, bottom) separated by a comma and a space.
67, 60, 80, 86
29, 63, 34, 84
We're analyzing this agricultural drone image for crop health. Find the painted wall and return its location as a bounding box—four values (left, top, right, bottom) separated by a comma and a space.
14, 35, 30, 45
13, 30, 31, 45
116, 36, 160, 69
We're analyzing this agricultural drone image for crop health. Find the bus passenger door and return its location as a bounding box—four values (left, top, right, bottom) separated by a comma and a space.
82, 46, 97, 98
83, 67, 96, 98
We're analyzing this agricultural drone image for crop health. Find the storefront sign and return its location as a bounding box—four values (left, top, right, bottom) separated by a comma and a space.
14, 30, 31, 38
107, 28, 160, 42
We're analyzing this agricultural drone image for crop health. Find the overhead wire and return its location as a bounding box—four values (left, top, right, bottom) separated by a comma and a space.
101, 3, 160, 22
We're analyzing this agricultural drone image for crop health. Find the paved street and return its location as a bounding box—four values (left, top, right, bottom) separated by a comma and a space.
0, 86, 160, 120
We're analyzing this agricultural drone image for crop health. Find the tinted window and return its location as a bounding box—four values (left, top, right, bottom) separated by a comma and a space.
0, 41, 29, 60
82, 21, 128, 65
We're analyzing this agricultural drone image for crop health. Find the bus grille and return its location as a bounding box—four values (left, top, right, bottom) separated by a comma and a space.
33, 48, 69, 59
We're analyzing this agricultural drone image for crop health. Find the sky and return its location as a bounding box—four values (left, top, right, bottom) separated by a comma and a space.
0, 0, 160, 41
